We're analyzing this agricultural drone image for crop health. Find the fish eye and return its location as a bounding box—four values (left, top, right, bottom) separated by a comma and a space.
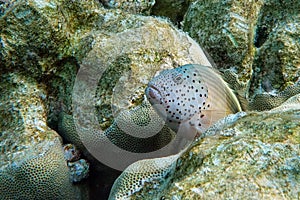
172, 74, 183, 84
175, 76, 182, 81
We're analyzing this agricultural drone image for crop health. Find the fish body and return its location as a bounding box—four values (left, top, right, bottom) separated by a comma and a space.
145, 64, 242, 139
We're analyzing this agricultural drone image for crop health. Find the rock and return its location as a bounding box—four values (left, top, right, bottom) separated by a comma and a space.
0, 0, 16, 16
0, 73, 57, 171
162, 107, 300, 199
183, 0, 263, 81
109, 101, 300, 199
0, 0, 101, 78
101, 0, 155, 14
250, 1, 300, 95
2, 0, 299, 199
183, 0, 300, 96
0, 0, 211, 127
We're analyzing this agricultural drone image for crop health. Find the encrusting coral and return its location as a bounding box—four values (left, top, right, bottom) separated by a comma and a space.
0, 138, 80, 200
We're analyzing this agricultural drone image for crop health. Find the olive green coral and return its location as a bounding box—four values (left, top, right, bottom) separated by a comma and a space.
58, 111, 84, 149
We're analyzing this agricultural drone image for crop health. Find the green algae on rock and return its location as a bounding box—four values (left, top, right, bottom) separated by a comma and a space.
2, 0, 299, 199
109, 101, 300, 199
0, 73, 57, 169
161, 109, 300, 199
0, 0, 212, 130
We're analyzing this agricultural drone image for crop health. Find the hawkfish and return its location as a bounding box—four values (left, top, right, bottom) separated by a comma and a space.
145, 64, 242, 139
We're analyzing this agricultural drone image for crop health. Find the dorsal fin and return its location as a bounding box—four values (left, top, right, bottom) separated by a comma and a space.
200, 49, 248, 111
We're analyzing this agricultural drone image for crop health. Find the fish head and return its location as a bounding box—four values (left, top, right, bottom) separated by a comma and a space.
145, 65, 209, 134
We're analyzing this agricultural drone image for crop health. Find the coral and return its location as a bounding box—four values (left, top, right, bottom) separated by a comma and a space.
271, 93, 300, 112
0, 138, 79, 200
2, 0, 299, 199
249, 82, 300, 111
222, 68, 300, 111
58, 111, 84, 149
105, 101, 175, 153
58, 100, 175, 156
109, 154, 179, 200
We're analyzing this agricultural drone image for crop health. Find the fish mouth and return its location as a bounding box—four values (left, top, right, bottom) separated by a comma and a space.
146, 83, 162, 102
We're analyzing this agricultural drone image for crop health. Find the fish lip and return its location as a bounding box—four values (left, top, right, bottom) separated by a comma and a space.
148, 83, 160, 94
146, 83, 162, 100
